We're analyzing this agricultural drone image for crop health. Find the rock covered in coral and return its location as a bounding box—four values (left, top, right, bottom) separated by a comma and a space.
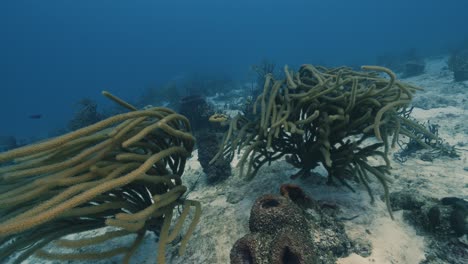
179, 94, 214, 133
197, 132, 231, 184
389, 190, 428, 211
390, 191, 467, 236
389, 190, 468, 264
441, 197, 468, 236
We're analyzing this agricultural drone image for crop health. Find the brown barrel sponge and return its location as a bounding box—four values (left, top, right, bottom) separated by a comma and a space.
230, 234, 257, 264
270, 229, 316, 264
249, 194, 308, 234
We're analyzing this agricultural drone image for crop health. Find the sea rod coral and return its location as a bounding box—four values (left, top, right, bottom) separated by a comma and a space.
0, 91, 200, 264
212, 64, 437, 218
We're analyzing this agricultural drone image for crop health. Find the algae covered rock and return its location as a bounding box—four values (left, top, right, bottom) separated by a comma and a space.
390, 190, 468, 264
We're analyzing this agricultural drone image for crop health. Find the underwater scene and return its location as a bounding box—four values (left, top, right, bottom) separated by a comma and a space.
1, 0, 468, 263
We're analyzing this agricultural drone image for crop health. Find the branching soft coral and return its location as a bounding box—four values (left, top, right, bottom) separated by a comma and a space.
0, 92, 200, 264
212, 64, 437, 218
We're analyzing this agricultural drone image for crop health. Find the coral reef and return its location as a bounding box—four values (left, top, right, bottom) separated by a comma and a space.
213, 64, 437, 217
0, 92, 200, 264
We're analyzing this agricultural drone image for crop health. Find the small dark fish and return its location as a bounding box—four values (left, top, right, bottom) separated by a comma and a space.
28, 114, 42, 119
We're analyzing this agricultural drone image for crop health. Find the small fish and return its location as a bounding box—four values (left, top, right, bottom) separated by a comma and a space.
28, 114, 42, 119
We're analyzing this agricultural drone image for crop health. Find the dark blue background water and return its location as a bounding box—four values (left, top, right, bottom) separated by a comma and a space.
1, 0, 467, 139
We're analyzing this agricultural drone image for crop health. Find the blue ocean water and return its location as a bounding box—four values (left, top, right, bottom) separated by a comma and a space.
0, 0, 467, 140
